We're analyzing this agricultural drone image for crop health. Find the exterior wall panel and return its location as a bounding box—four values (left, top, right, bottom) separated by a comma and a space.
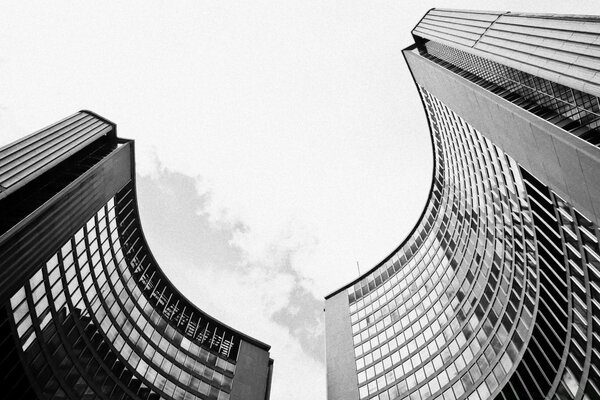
403, 47, 600, 224
230, 341, 272, 400
326, 292, 359, 400
0, 111, 114, 198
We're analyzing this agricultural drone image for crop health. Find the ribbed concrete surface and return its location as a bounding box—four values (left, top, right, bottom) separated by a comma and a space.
413, 9, 600, 97
0, 111, 113, 193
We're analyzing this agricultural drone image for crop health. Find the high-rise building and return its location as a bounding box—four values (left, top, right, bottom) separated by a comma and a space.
326, 9, 600, 400
0, 111, 273, 400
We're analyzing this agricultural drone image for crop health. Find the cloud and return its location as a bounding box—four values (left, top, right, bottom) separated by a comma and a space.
272, 284, 326, 363
135, 166, 326, 399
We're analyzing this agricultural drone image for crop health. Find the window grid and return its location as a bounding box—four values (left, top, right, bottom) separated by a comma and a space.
349, 89, 538, 400
8, 197, 237, 400
416, 41, 600, 147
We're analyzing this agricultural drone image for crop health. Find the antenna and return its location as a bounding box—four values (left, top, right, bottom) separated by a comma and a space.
356, 261, 360, 276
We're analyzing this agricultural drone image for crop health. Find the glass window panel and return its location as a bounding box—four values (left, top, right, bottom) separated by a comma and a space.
10, 287, 26, 310
17, 315, 33, 337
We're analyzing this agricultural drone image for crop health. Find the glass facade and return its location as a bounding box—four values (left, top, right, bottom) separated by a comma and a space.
415, 41, 600, 146
326, 10, 600, 399
339, 85, 600, 399
0, 111, 273, 400
7, 195, 236, 400
512, 168, 600, 399
114, 184, 241, 361
348, 89, 539, 400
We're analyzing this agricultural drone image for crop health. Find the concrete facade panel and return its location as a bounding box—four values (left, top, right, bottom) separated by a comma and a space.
413, 9, 600, 97
528, 124, 568, 198
0, 112, 113, 197
503, 110, 541, 176
578, 151, 600, 223
552, 136, 595, 219
326, 292, 358, 400
230, 340, 271, 400
428, 9, 500, 22
404, 48, 600, 224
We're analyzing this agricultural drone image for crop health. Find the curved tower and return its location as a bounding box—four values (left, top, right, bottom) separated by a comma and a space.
325, 9, 600, 400
0, 112, 273, 400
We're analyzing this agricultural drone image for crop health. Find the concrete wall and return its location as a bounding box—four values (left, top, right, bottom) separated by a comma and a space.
230, 340, 271, 400
325, 292, 359, 400
0, 111, 114, 199
404, 48, 600, 226
412, 9, 600, 97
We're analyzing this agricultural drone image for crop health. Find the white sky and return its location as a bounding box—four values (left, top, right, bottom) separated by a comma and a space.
1, 1, 598, 399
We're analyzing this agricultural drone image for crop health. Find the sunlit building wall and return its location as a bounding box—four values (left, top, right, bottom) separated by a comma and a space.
325, 9, 600, 400
0, 111, 273, 400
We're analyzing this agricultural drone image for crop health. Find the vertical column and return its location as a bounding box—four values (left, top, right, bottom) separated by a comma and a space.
230, 340, 271, 400
326, 292, 359, 400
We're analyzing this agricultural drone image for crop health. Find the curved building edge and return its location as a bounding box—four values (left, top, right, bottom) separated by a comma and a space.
0, 111, 273, 400
326, 8, 600, 400
324, 45, 437, 300
118, 136, 270, 352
